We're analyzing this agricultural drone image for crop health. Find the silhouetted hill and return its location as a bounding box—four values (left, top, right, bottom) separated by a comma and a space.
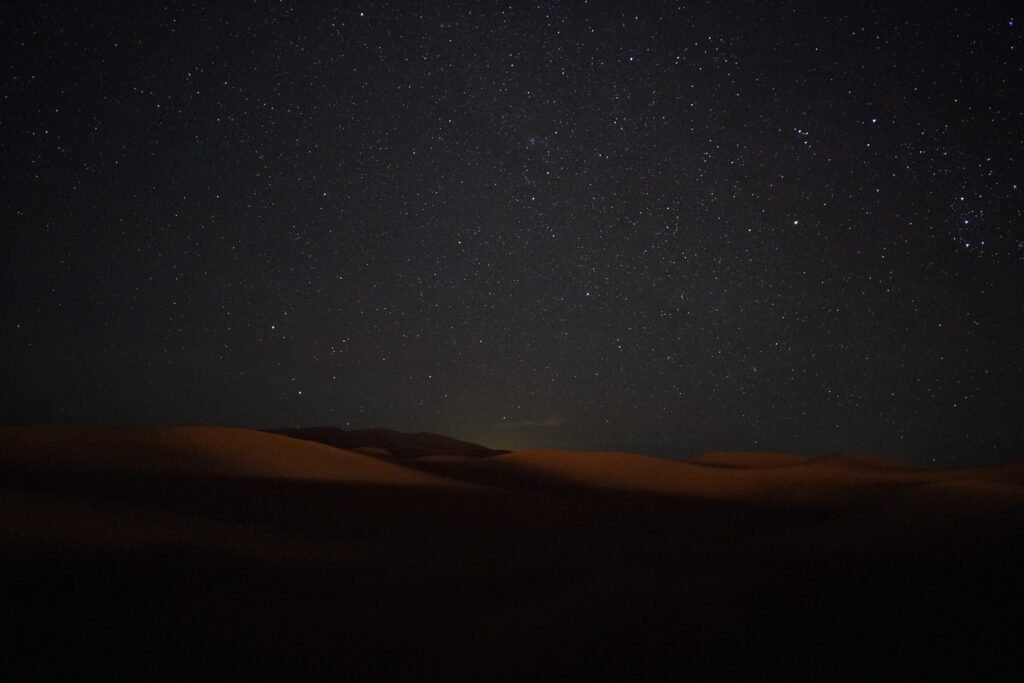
266, 426, 507, 460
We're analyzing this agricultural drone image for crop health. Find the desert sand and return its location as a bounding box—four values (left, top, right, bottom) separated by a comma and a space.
3, 425, 1023, 681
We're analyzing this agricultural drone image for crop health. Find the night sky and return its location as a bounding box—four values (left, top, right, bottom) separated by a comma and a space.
3, 2, 1021, 464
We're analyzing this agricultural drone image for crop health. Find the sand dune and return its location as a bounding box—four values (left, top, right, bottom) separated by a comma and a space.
6, 425, 1020, 506
0, 425, 458, 486
404, 446, 1024, 513
455, 448, 905, 502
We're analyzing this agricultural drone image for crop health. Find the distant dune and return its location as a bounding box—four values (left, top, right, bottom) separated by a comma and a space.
3, 425, 1023, 681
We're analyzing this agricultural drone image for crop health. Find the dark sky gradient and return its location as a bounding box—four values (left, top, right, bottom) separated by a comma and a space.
3, 1, 1021, 464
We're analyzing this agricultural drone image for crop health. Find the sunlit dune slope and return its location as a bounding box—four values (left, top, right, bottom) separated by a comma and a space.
0, 426, 458, 486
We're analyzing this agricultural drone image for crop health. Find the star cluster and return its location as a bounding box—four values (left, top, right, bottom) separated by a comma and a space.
2, 2, 1021, 463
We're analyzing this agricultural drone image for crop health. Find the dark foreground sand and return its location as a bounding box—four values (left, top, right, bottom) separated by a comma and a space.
3, 426, 1023, 681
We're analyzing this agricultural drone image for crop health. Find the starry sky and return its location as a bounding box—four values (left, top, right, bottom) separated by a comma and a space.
2, 1, 1022, 464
